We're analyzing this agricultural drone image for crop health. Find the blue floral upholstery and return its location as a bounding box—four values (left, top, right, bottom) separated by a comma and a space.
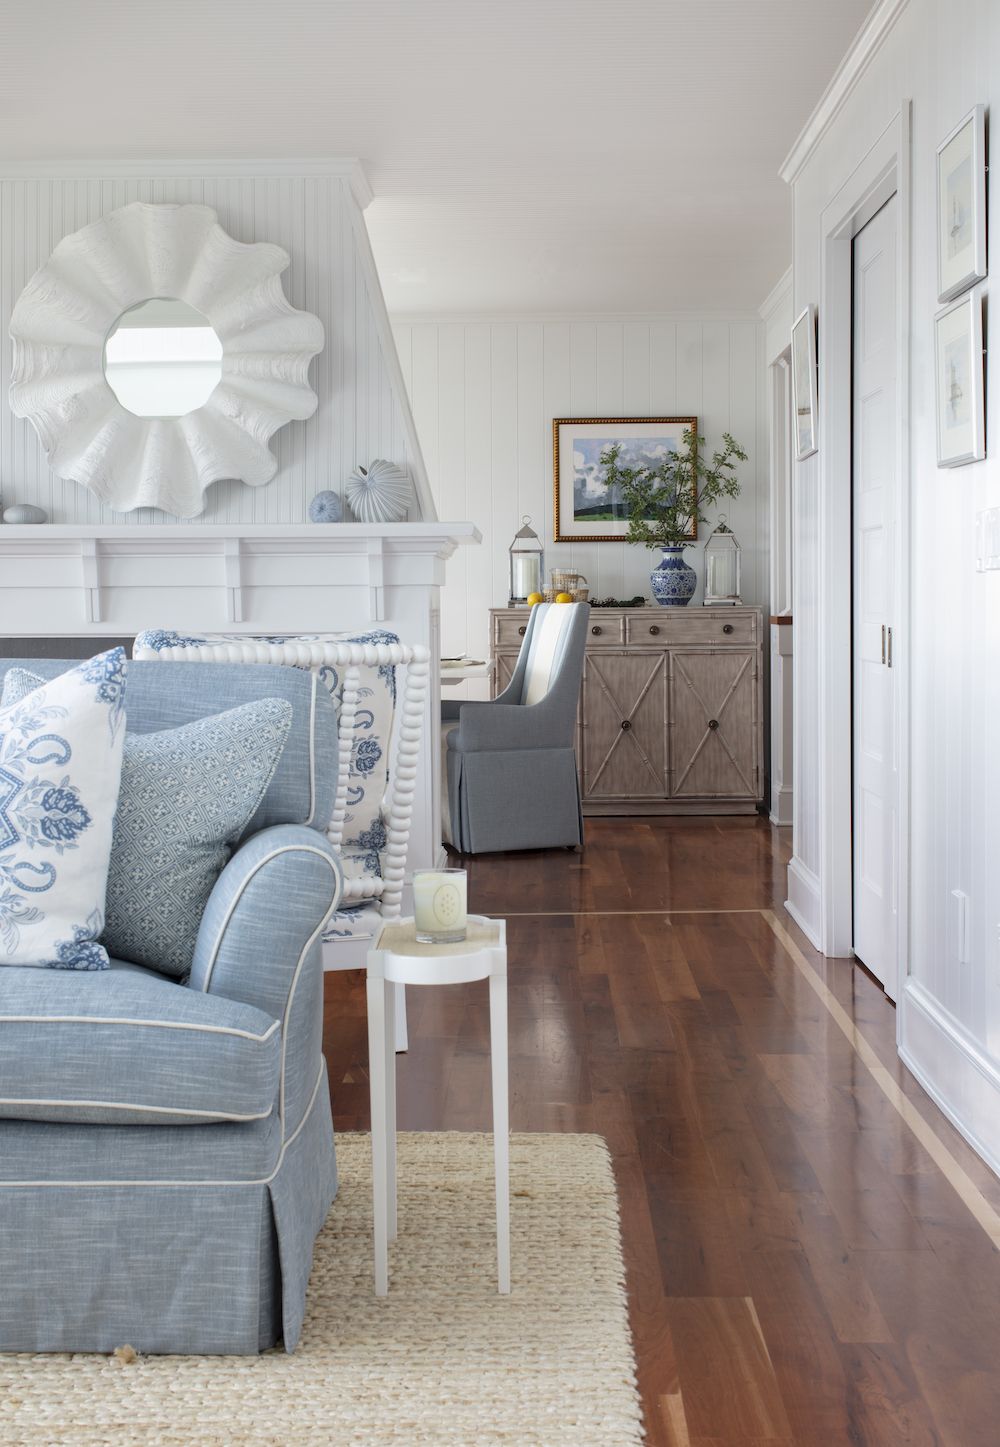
134, 630, 399, 892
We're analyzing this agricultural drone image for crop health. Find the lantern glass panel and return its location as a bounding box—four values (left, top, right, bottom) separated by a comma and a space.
509, 514, 544, 603
703, 516, 742, 605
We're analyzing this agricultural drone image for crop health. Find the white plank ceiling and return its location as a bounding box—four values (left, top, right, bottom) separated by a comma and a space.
0, 0, 873, 313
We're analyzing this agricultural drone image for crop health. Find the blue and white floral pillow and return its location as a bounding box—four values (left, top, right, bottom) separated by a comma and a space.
135, 629, 398, 884
0, 649, 127, 970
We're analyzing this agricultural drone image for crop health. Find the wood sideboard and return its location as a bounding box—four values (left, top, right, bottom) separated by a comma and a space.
489, 605, 764, 815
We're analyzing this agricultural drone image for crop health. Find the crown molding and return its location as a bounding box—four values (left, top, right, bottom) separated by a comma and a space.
0, 157, 374, 209
389, 308, 764, 326
779, 0, 910, 184
758, 267, 793, 324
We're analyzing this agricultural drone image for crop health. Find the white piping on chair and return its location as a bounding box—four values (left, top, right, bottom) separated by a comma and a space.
0, 1062, 327, 1188
0, 1098, 272, 1121
199, 844, 340, 994
0, 1015, 279, 1043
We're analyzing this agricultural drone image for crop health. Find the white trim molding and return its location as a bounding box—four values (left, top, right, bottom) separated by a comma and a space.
779, 0, 912, 183
758, 267, 793, 326
900, 980, 1000, 1180
785, 856, 822, 950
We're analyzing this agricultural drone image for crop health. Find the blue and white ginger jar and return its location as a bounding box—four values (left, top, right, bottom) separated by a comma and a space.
650, 546, 696, 606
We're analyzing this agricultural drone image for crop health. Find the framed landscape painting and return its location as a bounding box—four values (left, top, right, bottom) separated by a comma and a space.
553, 416, 698, 542
937, 105, 986, 303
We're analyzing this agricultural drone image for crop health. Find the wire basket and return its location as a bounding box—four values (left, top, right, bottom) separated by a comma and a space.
549, 571, 589, 602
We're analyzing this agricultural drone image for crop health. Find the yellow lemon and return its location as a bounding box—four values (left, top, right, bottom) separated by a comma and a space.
555, 592, 573, 604
526, 592, 543, 606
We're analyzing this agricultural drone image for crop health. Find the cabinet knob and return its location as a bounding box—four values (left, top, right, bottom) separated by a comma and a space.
722, 623, 734, 635
649, 625, 660, 635
708, 718, 719, 730
620, 719, 631, 731
518, 625, 526, 636
591, 625, 602, 636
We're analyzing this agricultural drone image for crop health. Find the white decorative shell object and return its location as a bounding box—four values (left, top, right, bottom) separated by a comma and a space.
8, 202, 324, 519
345, 460, 413, 524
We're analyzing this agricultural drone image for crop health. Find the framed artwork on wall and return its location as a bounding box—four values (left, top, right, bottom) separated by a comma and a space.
935, 291, 985, 467
552, 416, 698, 542
790, 305, 818, 460
936, 105, 987, 303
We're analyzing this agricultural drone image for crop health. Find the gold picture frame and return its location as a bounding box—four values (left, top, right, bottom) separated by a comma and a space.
552, 416, 698, 543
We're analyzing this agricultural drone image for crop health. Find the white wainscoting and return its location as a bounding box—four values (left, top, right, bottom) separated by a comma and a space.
392, 316, 767, 673
0, 163, 420, 526
785, 0, 1000, 1166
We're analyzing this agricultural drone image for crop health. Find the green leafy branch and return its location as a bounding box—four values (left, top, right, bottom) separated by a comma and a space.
600, 427, 747, 549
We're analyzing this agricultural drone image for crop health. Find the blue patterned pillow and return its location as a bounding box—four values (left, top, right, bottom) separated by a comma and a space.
0, 650, 127, 970
2, 673, 291, 980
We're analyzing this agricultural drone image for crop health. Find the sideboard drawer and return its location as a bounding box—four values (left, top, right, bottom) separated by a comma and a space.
584, 615, 626, 645
628, 612, 757, 646
624, 615, 670, 645
493, 611, 533, 646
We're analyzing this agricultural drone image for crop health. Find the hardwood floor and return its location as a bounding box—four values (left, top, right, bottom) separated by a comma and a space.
323, 818, 1000, 1446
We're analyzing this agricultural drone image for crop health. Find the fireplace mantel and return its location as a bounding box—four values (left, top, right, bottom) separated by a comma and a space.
0, 522, 480, 631
0, 519, 481, 886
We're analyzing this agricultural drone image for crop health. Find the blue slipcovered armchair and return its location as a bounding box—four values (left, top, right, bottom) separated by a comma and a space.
0, 660, 343, 1355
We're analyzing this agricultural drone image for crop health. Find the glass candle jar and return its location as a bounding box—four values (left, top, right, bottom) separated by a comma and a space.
412, 868, 468, 944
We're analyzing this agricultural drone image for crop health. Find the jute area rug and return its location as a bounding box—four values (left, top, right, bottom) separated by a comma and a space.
0, 1133, 644, 1446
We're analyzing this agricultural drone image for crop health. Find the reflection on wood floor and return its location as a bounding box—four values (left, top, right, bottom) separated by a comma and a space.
324, 817, 1000, 1447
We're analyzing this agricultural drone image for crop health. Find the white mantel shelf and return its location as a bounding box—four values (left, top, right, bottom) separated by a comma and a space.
0, 522, 481, 631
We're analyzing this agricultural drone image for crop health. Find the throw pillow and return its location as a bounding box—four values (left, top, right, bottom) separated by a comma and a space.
0, 649, 127, 970
2, 672, 291, 980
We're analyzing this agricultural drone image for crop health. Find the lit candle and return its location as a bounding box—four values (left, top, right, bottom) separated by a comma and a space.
413, 869, 468, 944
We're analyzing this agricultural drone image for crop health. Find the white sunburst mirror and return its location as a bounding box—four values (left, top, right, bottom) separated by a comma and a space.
9, 201, 324, 518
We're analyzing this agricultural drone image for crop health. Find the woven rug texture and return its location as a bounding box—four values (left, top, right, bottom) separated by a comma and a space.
0, 1132, 643, 1446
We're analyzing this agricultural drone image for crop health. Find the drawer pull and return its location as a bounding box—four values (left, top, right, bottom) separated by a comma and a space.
649, 625, 660, 635
722, 623, 734, 635
591, 625, 602, 636
708, 718, 719, 730
620, 720, 631, 731
518, 625, 526, 636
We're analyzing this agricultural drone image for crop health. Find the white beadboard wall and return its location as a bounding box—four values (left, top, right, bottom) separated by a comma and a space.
0, 168, 414, 524
392, 317, 766, 668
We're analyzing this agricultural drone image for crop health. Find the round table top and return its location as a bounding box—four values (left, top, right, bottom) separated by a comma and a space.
374, 915, 502, 960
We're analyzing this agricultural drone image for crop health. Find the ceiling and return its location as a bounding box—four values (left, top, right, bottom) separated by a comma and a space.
0, 0, 874, 315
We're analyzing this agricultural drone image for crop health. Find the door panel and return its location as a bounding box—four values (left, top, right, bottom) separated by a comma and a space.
852, 195, 897, 996
669, 648, 758, 799
582, 651, 667, 800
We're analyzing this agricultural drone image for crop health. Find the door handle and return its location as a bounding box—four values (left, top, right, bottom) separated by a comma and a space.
881, 625, 886, 664
887, 626, 893, 668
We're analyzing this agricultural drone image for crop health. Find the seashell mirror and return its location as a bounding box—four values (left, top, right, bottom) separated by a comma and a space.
8, 202, 324, 518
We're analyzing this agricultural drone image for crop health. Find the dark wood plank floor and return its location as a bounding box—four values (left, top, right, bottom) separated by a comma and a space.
323, 818, 1000, 1447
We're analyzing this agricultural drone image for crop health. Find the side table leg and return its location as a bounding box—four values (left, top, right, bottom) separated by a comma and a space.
386, 980, 398, 1242
367, 974, 389, 1296
394, 981, 408, 1052
490, 969, 511, 1294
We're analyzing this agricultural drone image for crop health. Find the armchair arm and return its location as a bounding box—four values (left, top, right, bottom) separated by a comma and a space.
448, 698, 568, 752
189, 825, 342, 1133
190, 825, 342, 1016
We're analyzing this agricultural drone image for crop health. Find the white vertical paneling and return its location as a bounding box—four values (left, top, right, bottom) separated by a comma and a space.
394, 315, 765, 658
0, 168, 414, 524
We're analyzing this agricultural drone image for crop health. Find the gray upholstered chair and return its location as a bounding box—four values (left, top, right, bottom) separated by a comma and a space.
442, 602, 589, 854
0, 659, 341, 1355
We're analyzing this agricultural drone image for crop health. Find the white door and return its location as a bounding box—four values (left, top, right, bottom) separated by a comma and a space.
852, 195, 898, 996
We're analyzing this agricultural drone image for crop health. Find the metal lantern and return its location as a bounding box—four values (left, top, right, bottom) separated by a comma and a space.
703, 514, 742, 606
508, 514, 544, 605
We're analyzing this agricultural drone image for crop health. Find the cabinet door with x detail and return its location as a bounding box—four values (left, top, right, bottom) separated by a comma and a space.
581, 651, 668, 801
669, 648, 759, 801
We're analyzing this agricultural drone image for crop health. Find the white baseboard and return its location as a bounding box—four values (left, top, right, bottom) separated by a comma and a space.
785, 855, 822, 950
769, 785, 793, 827
899, 978, 1000, 1179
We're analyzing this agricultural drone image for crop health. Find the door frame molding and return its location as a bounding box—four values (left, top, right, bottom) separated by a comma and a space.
816, 103, 911, 1006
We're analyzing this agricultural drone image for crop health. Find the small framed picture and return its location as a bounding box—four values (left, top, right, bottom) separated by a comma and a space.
937, 105, 987, 303
791, 305, 818, 460
552, 416, 697, 542
935, 291, 985, 467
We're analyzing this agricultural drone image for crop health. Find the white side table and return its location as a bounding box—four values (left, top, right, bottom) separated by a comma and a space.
366, 915, 510, 1297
